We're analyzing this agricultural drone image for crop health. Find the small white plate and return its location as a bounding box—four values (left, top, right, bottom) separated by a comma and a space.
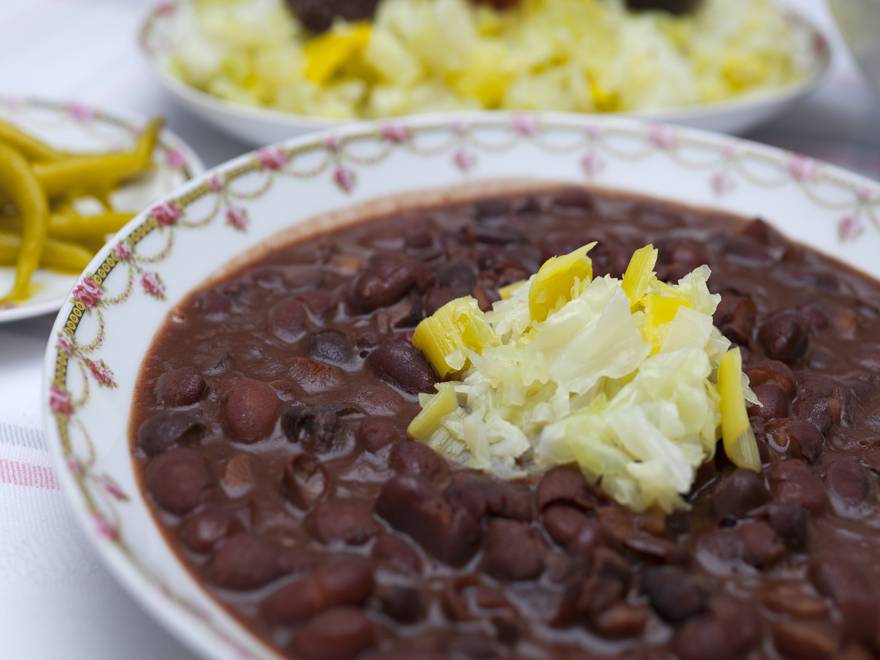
43, 112, 880, 659
0, 97, 204, 324
138, 2, 831, 145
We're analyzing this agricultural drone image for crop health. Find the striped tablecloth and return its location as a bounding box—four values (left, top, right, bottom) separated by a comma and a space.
0, 1, 878, 658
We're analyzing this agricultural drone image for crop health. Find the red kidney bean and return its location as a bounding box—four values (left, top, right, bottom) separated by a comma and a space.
444, 472, 533, 522
642, 566, 708, 622
137, 410, 205, 456
179, 508, 242, 554
792, 375, 845, 434
435, 261, 477, 294
673, 597, 759, 660
357, 417, 403, 452
591, 603, 648, 638
309, 330, 355, 366
375, 474, 481, 566
367, 338, 436, 394
221, 454, 257, 499
281, 405, 347, 454
588, 243, 630, 279
145, 447, 211, 516
768, 459, 828, 513
371, 534, 423, 575
809, 557, 877, 642
380, 586, 424, 623
268, 296, 309, 343
541, 505, 589, 546
389, 441, 449, 481
765, 419, 824, 463
207, 533, 287, 590
155, 367, 206, 407
714, 291, 757, 345
482, 518, 546, 581
762, 581, 826, 618
536, 465, 596, 511
737, 520, 784, 568
281, 455, 331, 509
751, 501, 808, 550
554, 188, 596, 210
772, 621, 838, 660
224, 378, 279, 444
826, 457, 874, 517
746, 359, 796, 397
758, 311, 809, 364
306, 499, 379, 546
288, 357, 344, 394
712, 469, 769, 520
423, 286, 458, 316
596, 506, 681, 562
262, 557, 374, 624
291, 606, 376, 660
350, 253, 430, 313
749, 383, 791, 420
298, 289, 336, 321
565, 517, 604, 561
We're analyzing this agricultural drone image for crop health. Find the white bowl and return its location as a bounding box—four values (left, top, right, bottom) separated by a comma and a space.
43, 112, 880, 659
0, 97, 204, 324
138, 3, 831, 145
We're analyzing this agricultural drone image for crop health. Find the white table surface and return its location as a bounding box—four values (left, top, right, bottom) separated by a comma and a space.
0, 1, 878, 659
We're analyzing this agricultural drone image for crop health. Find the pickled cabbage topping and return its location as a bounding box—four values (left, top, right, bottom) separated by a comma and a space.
163, 0, 815, 119
408, 243, 759, 513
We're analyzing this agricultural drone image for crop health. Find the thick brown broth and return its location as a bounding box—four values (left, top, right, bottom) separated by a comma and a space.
132, 185, 880, 659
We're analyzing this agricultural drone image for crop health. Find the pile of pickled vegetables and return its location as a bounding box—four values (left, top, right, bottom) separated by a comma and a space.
409, 243, 761, 513
0, 119, 162, 303
165, 0, 815, 119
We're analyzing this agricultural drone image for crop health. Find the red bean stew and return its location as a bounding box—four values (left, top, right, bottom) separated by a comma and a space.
132, 186, 880, 659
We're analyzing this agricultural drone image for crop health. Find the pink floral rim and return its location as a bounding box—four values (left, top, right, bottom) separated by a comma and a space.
46, 114, 880, 657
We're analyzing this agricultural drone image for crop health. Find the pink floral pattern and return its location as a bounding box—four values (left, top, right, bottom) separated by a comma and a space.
166, 148, 186, 169
141, 272, 166, 300
256, 146, 288, 170
333, 167, 356, 193
49, 385, 73, 417
647, 124, 678, 150
838, 215, 864, 242
453, 149, 477, 172
152, 201, 182, 227
226, 206, 249, 231
67, 102, 96, 122
511, 114, 541, 136
787, 155, 820, 182
380, 123, 411, 144
72, 276, 103, 309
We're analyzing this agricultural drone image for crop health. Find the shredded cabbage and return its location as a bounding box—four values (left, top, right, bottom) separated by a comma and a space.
411, 243, 759, 513
163, 0, 815, 119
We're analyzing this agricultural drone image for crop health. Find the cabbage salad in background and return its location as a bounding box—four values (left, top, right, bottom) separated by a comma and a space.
162, 0, 816, 119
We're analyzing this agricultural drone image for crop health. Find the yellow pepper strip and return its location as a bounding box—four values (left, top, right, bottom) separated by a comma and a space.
32, 118, 162, 198
717, 347, 761, 471
529, 242, 596, 322
407, 384, 459, 442
304, 22, 372, 85
622, 244, 658, 307
0, 118, 64, 162
0, 232, 92, 273
0, 210, 133, 242
0, 144, 48, 301
413, 296, 498, 378
47, 210, 133, 242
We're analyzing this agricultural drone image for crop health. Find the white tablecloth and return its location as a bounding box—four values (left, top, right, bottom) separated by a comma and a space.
0, 1, 878, 658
